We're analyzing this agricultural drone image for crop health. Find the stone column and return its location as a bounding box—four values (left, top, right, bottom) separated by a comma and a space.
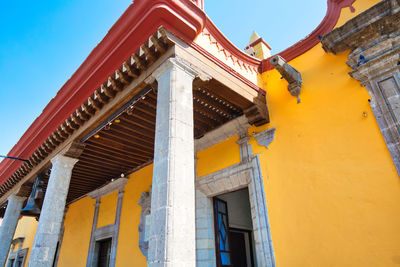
0, 194, 26, 266
148, 58, 197, 266
28, 155, 78, 267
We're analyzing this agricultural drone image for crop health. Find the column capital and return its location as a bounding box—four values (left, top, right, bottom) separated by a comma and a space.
50, 154, 79, 168
7, 194, 26, 203
145, 57, 211, 84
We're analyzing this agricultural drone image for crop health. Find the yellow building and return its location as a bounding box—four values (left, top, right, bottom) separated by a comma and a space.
0, 0, 399, 266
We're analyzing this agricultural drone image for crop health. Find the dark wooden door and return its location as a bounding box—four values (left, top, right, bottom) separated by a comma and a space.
229, 231, 248, 267
97, 238, 112, 267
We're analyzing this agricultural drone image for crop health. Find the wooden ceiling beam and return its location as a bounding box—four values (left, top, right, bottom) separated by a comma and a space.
87, 137, 153, 158
79, 149, 143, 167
84, 141, 151, 162
99, 126, 154, 148
95, 131, 154, 155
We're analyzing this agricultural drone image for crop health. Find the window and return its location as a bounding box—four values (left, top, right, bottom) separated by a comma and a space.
6, 248, 28, 267
214, 198, 232, 266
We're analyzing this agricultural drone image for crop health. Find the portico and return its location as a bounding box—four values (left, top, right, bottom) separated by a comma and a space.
0, 21, 269, 266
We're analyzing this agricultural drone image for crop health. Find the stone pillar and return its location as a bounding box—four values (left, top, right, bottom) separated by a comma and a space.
28, 155, 78, 267
0, 194, 26, 266
148, 58, 197, 266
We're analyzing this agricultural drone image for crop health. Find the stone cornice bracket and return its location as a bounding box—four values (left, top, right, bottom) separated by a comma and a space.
253, 127, 276, 149
321, 0, 400, 54
269, 55, 302, 103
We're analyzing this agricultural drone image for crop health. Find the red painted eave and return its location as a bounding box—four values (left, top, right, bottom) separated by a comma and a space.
0, 0, 207, 187
261, 0, 356, 72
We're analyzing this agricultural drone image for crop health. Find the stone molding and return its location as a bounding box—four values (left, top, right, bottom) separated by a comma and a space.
322, 0, 400, 176
196, 154, 276, 267
138, 190, 151, 258
87, 178, 129, 199
86, 179, 127, 267
196, 133, 275, 267
195, 115, 251, 152
344, 32, 400, 176
253, 127, 276, 149
321, 0, 400, 54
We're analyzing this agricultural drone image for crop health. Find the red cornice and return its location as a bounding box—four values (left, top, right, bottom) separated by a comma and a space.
204, 17, 261, 68
261, 0, 356, 72
0, 0, 207, 186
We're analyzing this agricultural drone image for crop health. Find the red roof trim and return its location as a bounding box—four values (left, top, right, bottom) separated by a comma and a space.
261, 0, 356, 72
0, 0, 207, 186
204, 17, 261, 68
189, 41, 266, 95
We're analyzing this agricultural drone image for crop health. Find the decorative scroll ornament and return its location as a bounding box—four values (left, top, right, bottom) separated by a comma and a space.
138, 190, 152, 258
253, 127, 276, 149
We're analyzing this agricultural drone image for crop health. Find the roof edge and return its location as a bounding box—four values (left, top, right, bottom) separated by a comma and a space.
261, 0, 356, 72
0, 0, 206, 186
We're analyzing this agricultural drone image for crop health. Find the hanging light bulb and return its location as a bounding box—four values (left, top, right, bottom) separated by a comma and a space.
127, 105, 134, 115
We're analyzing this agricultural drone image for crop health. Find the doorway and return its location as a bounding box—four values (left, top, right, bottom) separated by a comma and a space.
213, 188, 255, 267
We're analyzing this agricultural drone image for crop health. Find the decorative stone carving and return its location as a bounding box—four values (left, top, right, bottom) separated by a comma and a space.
253, 127, 276, 149
86, 178, 128, 267
138, 190, 151, 258
322, 0, 400, 176
321, 0, 400, 54
270, 55, 302, 103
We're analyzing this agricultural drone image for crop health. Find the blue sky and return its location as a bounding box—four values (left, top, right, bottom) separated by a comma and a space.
0, 0, 326, 160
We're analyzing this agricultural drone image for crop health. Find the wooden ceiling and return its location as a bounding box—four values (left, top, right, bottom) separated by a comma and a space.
66, 79, 243, 203
0, 77, 246, 214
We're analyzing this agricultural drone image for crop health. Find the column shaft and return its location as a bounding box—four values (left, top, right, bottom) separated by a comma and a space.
28, 155, 78, 267
0, 194, 26, 266
148, 58, 196, 266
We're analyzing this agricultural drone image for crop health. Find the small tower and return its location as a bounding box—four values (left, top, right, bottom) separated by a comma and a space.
244, 31, 272, 60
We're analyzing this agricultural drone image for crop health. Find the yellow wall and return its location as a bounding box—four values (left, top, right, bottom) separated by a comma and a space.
97, 191, 118, 228
56, 165, 153, 267
116, 164, 152, 267
197, 135, 241, 177
250, 1, 400, 266
9, 1, 400, 267
57, 196, 95, 267
10, 216, 37, 267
